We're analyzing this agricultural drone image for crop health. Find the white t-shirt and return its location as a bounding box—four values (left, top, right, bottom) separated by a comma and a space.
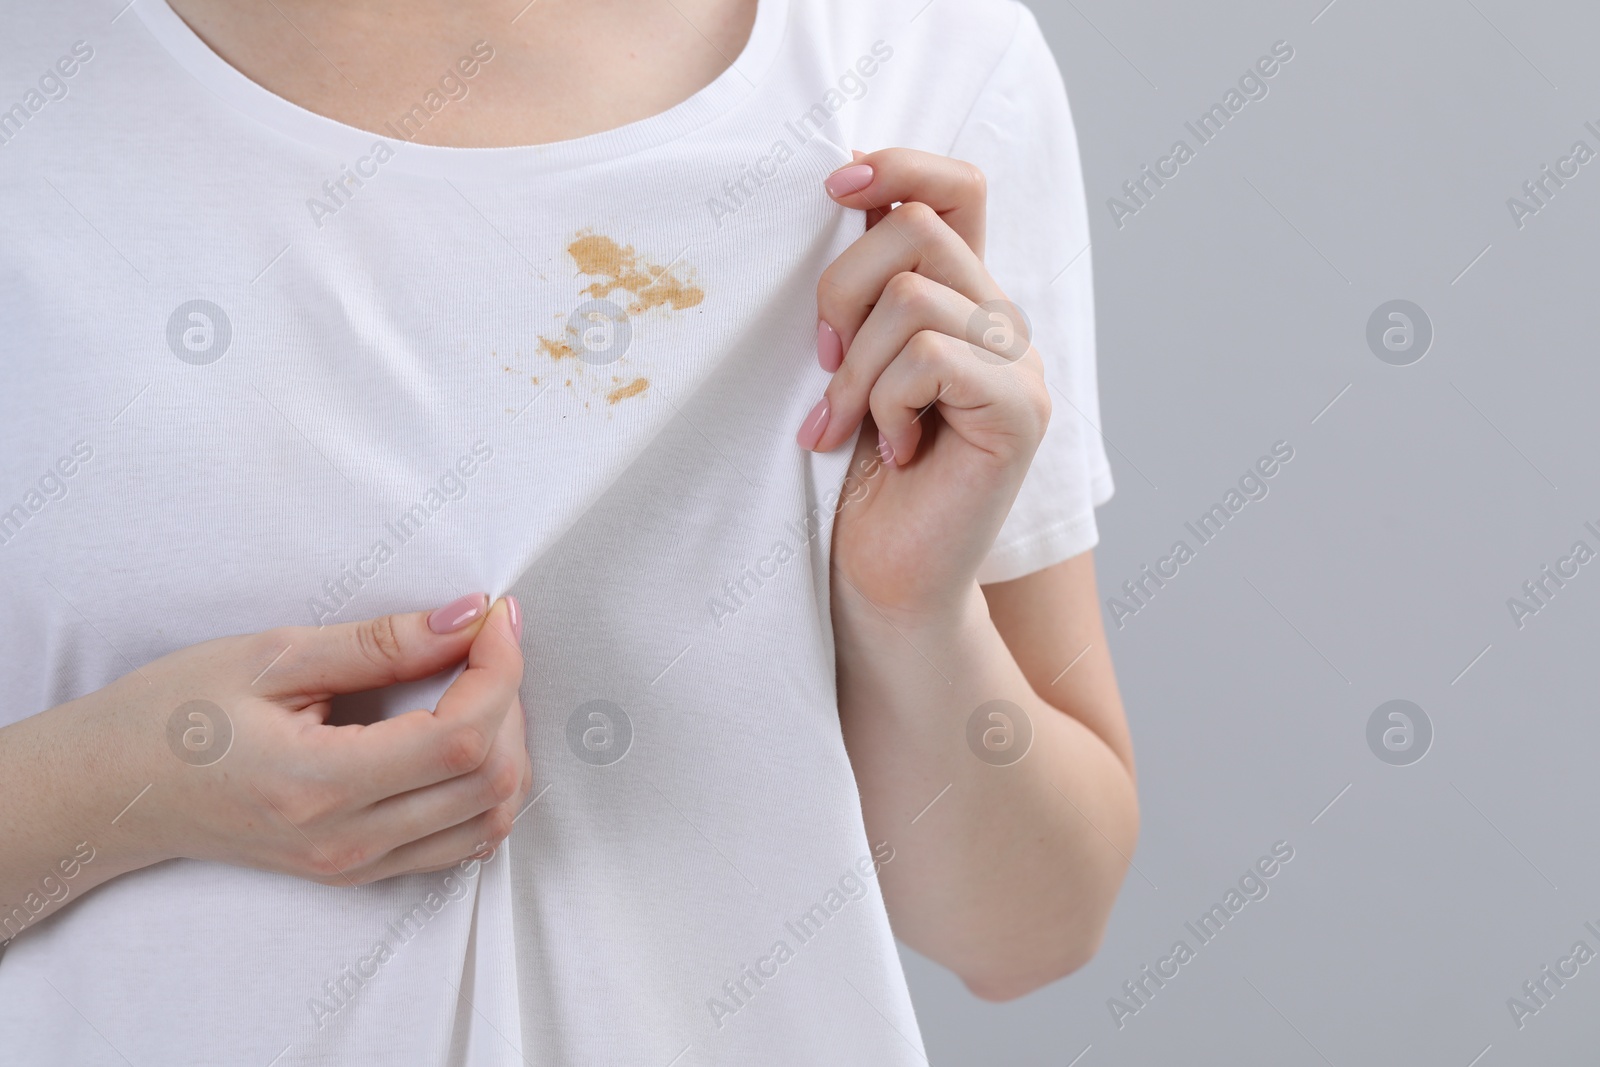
0, 0, 1110, 1063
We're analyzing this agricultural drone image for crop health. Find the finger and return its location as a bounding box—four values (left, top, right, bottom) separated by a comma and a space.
257, 593, 491, 701
357, 696, 529, 852
359, 797, 518, 883
814, 200, 999, 368
849, 149, 889, 229
812, 271, 989, 453
360, 716, 528, 883
824, 147, 987, 255
870, 331, 1048, 469
319, 598, 525, 798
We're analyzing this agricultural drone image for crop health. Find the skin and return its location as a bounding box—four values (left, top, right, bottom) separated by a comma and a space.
0, 597, 533, 936
156, 0, 759, 148
0, 0, 1136, 1000
815, 150, 1136, 997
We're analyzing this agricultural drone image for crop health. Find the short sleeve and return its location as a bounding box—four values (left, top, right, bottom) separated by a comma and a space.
949, 5, 1114, 585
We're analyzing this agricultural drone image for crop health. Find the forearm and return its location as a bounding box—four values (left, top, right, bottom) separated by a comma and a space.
0, 691, 160, 941
835, 582, 1138, 999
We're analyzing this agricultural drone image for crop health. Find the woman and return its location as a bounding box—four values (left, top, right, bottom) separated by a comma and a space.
0, 0, 1137, 1062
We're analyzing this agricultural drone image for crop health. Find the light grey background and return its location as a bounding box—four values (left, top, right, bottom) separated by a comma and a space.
902, 0, 1600, 1064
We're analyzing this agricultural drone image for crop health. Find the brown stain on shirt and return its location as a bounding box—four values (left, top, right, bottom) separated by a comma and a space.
567, 233, 704, 314
606, 378, 649, 404
537, 335, 576, 360
523, 233, 697, 407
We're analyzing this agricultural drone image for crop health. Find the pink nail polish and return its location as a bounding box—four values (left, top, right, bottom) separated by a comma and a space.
797, 396, 830, 450
877, 431, 895, 468
824, 164, 874, 198
817, 320, 843, 372
507, 595, 523, 643
429, 593, 488, 634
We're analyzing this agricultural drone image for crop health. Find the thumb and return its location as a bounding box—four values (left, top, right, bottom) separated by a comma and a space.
257, 593, 491, 700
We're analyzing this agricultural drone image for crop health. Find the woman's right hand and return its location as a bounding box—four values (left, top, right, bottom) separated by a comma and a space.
0, 594, 531, 925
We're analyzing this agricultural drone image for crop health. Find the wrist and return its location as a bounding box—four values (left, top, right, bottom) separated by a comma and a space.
825, 575, 985, 643
0, 686, 170, 923
832, 577, 995, 672
61, 679, 176, 874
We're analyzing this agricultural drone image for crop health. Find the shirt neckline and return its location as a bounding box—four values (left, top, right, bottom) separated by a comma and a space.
133, 0, 788, 178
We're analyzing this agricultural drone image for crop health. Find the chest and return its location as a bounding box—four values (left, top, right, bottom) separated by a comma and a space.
0, 100, 857, 722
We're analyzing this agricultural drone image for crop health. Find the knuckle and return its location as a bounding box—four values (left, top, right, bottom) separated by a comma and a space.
884, 270, 930, 313
829, 354, 866, 399
1029, 379, 1053, 430
441, 725, 492, 776
816, 267, 850, 313
895, 199, 939, 234
481, 804, 515, 845
957, 160, 988, 200
1019, 387, 1052, 443
481, 752, 522, 804
355, 614, 405, 667
906, 329, 949, 369
1003, 372, 1052, 446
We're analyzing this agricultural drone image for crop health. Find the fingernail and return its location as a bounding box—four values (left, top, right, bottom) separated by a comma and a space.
429, 593, 488, 634
877, 431, 895, 467
825, 164, 874, 198
797, 396, 830, 450
507, 595, 523, 643
817, 320, 843, 372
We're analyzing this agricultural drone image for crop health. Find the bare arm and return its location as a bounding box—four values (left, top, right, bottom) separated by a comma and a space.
808, 147, 1138, 999
836, 552, 1136, 1000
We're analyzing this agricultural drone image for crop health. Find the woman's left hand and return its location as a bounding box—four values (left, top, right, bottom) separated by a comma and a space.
801, 148, 1052, 623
